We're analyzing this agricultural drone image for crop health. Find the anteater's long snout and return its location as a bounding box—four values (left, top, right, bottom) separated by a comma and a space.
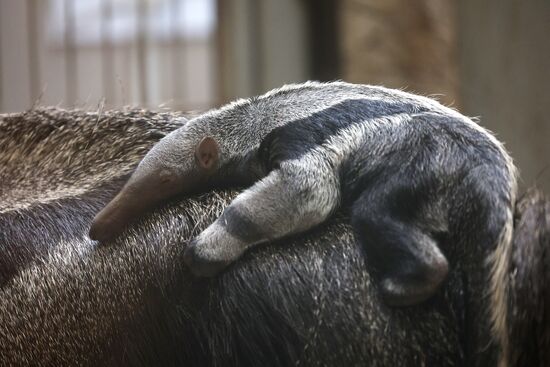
89, 174, 164, 242
89, 189, 144, 243
89, 167, 188, 243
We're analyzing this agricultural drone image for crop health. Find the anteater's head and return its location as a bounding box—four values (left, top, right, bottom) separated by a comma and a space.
89, 125, 221, 243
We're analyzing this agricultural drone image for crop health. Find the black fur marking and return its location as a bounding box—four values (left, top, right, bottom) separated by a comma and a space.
259, 98, 427, 166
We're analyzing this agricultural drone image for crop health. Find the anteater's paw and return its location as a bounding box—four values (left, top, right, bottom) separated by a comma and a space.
183, 225, 246, 277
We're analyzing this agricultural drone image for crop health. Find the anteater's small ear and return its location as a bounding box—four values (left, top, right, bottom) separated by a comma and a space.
195, 136, 219, 171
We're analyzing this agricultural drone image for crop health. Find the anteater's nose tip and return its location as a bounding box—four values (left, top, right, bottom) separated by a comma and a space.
89, 218, 113, 243
89, 224, 103, 242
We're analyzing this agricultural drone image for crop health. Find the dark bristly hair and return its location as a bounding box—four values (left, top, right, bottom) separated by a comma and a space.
0, 107, 547, 366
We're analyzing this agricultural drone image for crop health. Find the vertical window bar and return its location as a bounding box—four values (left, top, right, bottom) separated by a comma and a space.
171, 0, 183, 104
214, 0, 225, 105
248, 0, 264, 94
26, 0, 40, 104
0, 6, 3, 111
101, 0, 115, 105
64, 0, 77, 107
305, 0, 340, 81
136, 0, 148, 105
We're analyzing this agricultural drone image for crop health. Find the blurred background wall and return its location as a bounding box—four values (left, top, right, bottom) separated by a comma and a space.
0, 0, 548, 191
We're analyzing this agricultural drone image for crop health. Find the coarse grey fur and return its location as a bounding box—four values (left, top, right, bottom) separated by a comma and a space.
0, 107, 547, 366
0, 107, 463, 366
90, 82, 516, 341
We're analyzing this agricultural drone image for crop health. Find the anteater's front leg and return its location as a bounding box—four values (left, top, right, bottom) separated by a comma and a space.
183, 161, 340, 277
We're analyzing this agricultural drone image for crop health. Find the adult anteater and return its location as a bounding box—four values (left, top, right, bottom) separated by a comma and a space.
0, 107, 547, 367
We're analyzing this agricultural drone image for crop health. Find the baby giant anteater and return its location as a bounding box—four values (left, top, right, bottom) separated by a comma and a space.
90, 81, 517, 307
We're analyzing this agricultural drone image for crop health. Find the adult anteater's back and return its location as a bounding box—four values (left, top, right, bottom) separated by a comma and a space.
0, 107, 547, 367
